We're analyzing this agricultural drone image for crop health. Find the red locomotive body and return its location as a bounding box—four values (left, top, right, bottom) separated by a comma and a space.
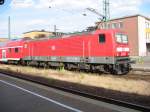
0, 29, 131, 74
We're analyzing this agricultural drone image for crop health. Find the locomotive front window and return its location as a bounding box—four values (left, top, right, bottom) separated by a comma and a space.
122, 35, 128, 43
116, 34, 122, 43
116, 34, 128, 44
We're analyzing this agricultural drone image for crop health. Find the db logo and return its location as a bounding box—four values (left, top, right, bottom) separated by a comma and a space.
0, 0, 4, 5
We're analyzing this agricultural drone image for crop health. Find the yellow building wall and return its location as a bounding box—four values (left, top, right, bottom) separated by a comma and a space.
145, 28, 150, 43
23, 31, 54, 39
146, 28, 150, 33
0, 38, 8, 42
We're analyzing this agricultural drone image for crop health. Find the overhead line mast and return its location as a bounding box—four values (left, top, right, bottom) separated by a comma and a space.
103, 0, 110, 22
85, 0, 110, 22
8, 16, 11, 40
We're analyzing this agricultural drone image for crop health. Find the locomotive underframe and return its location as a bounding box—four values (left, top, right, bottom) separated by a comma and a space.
1, 56, 131, 75
20, 56, 131, 75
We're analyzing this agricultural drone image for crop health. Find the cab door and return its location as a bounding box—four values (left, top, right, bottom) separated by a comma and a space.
2, 49, 6, 59
98, 33, 106, 56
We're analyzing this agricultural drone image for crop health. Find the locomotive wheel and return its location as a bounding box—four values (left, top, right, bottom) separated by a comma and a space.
27, 61, 30, 66
43, 63, 48, 69
112, 64, 130, 75
67, 64, 72, 70
21, 61, 27, 66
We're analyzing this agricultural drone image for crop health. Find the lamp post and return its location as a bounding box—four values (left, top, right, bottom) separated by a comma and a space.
54, 25, 59, 36
8, 16, 11, 40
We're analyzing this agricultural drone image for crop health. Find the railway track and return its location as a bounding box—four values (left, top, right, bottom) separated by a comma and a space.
1, 63, 150, 82
0, 70, 150, 112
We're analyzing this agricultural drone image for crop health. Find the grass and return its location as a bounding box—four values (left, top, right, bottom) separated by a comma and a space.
0, 64, 150, 96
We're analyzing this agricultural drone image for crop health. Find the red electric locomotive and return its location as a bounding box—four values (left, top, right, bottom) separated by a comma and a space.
0, 29, 131, 75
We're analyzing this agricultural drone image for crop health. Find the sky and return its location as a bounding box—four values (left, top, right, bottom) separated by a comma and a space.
0, 0, 150, 38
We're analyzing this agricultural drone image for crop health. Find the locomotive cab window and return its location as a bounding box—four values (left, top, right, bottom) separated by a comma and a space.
99, 34, 106, 43
15, 48, 19, 53
116, 34, 128, 44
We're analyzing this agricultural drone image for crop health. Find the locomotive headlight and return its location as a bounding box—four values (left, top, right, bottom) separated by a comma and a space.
117, 47, 129, 52
116, 47, 123, 52
124, 47, 129, 51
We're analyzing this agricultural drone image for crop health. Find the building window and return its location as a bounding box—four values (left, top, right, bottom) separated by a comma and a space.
146, 33, 147, 38
146, 22, 150, 28
15, 48, 19, 53
39, 34, 46, 38
146, 32, 149, 39
103, 23, 110, 29
99, 24, 103, 29
98, 23, 111, 29
104, 23, 107, 29
99, 34, 106, 43
146, 32, 150, 40
118, 22, 123, 28
101, 24, 104, 29
107, 23, 111, 29
112, 23, 117, 29
112, 23, 115, 29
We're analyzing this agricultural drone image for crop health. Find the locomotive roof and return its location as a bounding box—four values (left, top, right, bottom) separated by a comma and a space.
1, 29, 121, 44
23, 29, 121, 42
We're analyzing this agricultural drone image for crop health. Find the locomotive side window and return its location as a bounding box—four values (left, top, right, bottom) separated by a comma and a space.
9, 48, 11, 53
15, 48, 19, 53
99, 34, 106, 43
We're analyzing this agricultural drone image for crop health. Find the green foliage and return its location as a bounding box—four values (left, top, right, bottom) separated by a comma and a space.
137, 57, 144, 64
